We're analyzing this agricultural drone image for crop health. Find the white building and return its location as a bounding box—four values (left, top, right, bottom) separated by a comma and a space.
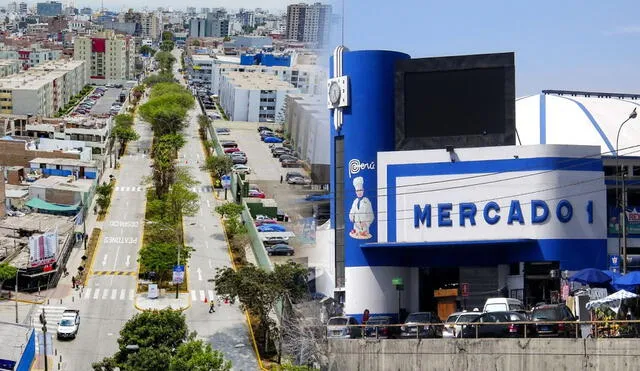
211, 63, 325, 96
219, 71, 299, 122
0, 49, 62, 70
190, 55, 214, 87
0, 60, 22, 78
0, 59, 87, 117
73, 30, 136, 84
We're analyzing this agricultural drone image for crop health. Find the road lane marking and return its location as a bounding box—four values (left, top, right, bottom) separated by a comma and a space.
207, 200, 211, 208
93, 289, 100, 299
129, 289, 134, 300
126, 255, 130, 267
102, 255, 108, 266
199, 290, 205, 301
84, 288, 92, 299
191, 290, 197, 301
110, 221, 139, 228
197, 267, 202, 281
208, 259, 212, 269
205, 241, 209, 249
208, 290, 214, 301
103, 237, 138, 244
111, 290, 117, 300
113, 246, 121, 271
120, 289, 126, 300
102, 289, 109, 299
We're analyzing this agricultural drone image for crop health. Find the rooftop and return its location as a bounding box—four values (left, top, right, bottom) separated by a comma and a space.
29, 175, 93, 192
29, 157, 97, 167
0, 322, 32, 364
0, 60, 84, 90
222, 71, 298, 91
0, 212, 74, 234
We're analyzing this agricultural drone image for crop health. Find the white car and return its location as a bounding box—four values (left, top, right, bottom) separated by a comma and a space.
443, 311, 481, 338
232, 164, 251, 174
56, 309, 80, 339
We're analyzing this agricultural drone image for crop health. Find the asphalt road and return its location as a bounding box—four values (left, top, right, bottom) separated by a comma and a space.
173, 49, 260, 370
90, 88, 124, 115
52, 103, 153, 369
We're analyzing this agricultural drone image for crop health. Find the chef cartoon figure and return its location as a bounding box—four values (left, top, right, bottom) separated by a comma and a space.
349, 176, 374, 239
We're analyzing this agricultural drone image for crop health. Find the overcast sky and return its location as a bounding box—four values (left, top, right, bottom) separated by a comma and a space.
74, 0, 292, 13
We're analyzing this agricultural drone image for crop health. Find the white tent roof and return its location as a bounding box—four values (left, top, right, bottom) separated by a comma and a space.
586, 289, 638, 310
516, 92, 640, 157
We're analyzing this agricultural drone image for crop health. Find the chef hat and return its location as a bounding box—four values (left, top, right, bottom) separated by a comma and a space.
353, 176, 364, 191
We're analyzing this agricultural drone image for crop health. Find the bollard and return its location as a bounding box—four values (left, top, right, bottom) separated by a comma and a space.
55, 349, 57, 356
47, 299, 50, 305
72, 296, 74, 302
60, 355, 62, 362
60, 299, 62, 305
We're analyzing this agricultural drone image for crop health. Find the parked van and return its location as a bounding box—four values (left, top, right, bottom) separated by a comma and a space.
483, 297, 524, 313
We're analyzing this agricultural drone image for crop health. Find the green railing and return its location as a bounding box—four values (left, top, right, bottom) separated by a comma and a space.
242, 202, 273, 272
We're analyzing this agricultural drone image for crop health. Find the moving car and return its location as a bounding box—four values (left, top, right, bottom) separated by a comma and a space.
531, 304, 577, 337
327, 316, 362, 339
266, 243, 294, 256
460, 311, 536, 338
400, 312, 442, 339
56, 309, 80, 339
364, 316, 401, 339
231, 164, 251, 174
443, 311, 482, 338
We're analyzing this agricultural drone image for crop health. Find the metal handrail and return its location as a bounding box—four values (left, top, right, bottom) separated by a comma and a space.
325, 319, 640, 339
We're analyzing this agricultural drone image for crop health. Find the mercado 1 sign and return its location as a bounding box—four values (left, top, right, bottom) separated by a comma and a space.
376, 144, 607, 243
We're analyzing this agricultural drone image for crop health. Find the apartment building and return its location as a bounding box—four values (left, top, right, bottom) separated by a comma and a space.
140, 12, 161, 41
73, 30, 136, 84
0, 48, 62, 70
190, 55, 213, 86
0, 59, 86, 117
0, 60, 22, 78
36, 1, 62, 16
219, 71, 299, 122
286, 3, 331, 46
212, 63, 325, 96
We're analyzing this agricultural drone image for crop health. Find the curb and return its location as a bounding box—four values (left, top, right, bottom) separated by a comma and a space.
83, 228, 102, 286
0, 297, 46, 305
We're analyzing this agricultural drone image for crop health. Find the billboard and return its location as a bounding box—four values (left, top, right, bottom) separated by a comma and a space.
377, 144, 607, 243
28, 232, 58, 268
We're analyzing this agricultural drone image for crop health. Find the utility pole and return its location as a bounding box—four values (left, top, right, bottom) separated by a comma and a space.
42, 307, 49, 371
14, 269, 18, 323
623, 171, 628, 274
176, 243, 181, 299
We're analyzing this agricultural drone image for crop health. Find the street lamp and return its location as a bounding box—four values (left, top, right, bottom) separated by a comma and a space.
615, 107, 638, 274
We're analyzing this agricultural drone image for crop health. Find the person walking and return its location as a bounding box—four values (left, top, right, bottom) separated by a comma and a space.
280, 174, 283, 184
71, 276, 76, 289
209, 301, 216, 313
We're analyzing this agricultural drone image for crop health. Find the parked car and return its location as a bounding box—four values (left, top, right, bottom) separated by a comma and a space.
443, 311, 482, 338
287, 176, 311, 185
483, 298, 525, 313
248, 189, 265, 198
531, 304, 577, 338
257, 224, 287, 232
264, 136, 284, 143
215, 128, 230, 135
279, 154, 298, 162
460, 311, 536, 338
266, 243, 294, 256
262, 236, 290, 245
231, 156, 247, 164
220, 140, 238, 148
327, 316, 362, 339
400, 312, 442, 339
258, 126, 271, 132
364, 316, 400, 339
231, 164, 251, 174
224, 147, 241, 154
285, 172, 305, 182
281, 159, 302, 168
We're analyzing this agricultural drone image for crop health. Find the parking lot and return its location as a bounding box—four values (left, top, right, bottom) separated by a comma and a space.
213, 120, 323, 266
90, 88, 125, 115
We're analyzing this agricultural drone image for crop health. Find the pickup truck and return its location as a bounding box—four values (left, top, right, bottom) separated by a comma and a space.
56, 309, 80, 339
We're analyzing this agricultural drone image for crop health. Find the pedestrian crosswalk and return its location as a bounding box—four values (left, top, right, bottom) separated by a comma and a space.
34, 306, 66, 332
191, 289, 216, 303
78, 287, 135, 302
114, 186, 214, 193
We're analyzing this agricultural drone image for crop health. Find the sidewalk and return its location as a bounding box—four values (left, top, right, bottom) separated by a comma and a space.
134, 292, 190, 311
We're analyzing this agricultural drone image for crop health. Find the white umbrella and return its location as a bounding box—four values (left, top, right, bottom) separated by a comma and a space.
586, 289, 639, 313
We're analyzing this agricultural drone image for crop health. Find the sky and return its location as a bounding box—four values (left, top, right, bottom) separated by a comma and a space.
334, 0, 640, 97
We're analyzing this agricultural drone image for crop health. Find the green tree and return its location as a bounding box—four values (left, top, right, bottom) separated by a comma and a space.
190, 39, 201, 47
214, 202, 244, 219
197, 114, 210, 137
120, 347, 172, 371
202, 156, 233, 179
162, 31, 174, 41
154, 51, 176, 72
0, 263, 17, 295
166, 182, 199, 225
158, 133, 186, 158
115, 114, 134, 127
95, 182, 114, 214
144, 72, 175, 86
169, 339, 232, 371
111, 124, 139, 153
160, 40, 175, 52
139, 45, 156, 57
138, 242, 191, 286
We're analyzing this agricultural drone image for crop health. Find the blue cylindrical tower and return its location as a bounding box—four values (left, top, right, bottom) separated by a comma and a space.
330, 50, 410, 321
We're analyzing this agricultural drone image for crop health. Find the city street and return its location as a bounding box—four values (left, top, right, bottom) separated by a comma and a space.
50, 106, 152, 369
172, 49, 261, 370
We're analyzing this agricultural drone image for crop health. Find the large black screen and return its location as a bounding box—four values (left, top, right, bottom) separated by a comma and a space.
395, 52, 515, 151
404, 68, 506, 137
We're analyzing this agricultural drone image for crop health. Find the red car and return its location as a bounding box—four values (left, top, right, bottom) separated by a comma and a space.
248, 189, 265, 198
224, 147, 241, 154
